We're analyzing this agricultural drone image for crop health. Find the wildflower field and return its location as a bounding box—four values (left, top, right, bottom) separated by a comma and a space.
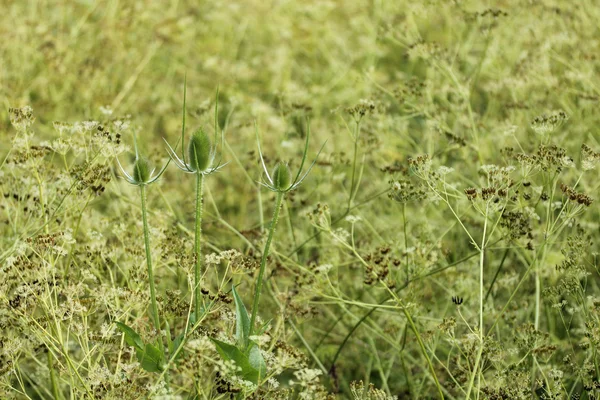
1, 1, 600, 399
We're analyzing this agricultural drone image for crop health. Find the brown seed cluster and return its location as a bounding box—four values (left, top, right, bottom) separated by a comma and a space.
8, 106, 35, 130
530, 110, 568, 134
513, 144, 573, 172
388, 179, 427, 203
560, 183, 593, 206
71, 162, 112, 196
581, 144, 600, 170
345, 99, 376, 120
393, 78, 426, 105
363, 247, 400, 289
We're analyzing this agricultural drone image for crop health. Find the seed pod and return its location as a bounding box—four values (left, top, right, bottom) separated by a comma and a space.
188, 129, 212, 172
272, 162, 292, 191
133, 157, 151, 183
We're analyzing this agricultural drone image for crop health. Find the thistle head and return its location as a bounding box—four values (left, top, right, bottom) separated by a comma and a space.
256, 119, 326, 193
272, 162, 292, 191
163, 81, 228, 175
188, 128, 213, 173
116, 134, 170, 186
133, 157, 151, 183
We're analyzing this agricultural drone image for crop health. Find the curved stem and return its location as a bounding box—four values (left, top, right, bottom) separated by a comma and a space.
194, 173, 205, 320
250, 191, 284, 336
140, 185, 160, 331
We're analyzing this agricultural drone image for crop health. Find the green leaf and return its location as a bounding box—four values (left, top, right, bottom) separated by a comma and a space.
136, 343, 166, 373
232, 285, 250, 348
170, 333, 185, 362
247, 341, 267, 381
115, 322, 144, 351
257, 319, 272, 336
210, 338, 262, 383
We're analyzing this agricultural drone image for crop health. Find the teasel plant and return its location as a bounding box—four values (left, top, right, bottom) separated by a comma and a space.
163, 78, 227, 322
116, 134, 170, 334
250, 120, 326, 337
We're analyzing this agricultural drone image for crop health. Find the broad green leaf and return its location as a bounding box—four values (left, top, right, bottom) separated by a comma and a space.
232, 286, 250, 348
210, 338, 261, 383
247, 341, 267, 381
136, 343, 166, 373
115, 322, 144, 351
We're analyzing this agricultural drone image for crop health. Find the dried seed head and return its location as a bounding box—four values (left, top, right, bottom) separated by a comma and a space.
272, 162, 292, 191
133, 157, 151, 183
188, 129, 213, 172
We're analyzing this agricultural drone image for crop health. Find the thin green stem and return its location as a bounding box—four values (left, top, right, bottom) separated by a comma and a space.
194, 173, 205, 320
484, 248, 509, 302
47, 350, 60, 400
403, 310, 444, 399
347, 119, 361, 211
140, 185, 160, 331
250, 191, 284, 337
465, 203, 489, 399
402, 203, 409, 283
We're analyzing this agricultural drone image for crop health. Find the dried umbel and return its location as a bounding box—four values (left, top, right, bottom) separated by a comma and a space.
388, 179, 427, 203
9, 106, 35, 131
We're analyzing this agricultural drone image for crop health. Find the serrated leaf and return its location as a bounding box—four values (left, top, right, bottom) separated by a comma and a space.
115, 322, 144, 351
232, 285, 250, 348
136, 343, 166, 373
247, 342, 267, 381
210, 338, 262, 383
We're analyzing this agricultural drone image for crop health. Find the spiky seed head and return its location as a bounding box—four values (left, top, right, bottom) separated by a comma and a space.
133, 157, 151, 183
272, 162, 292, 191
188, 128, 212, 172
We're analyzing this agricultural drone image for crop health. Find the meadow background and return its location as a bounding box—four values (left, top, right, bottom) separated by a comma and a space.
1, 0, 600, 399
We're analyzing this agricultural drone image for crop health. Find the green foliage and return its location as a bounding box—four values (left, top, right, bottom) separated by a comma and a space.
116, 322, 166, 373
2, 1, 600, 399
233, 285, 251, 349
210, 338, 266, 384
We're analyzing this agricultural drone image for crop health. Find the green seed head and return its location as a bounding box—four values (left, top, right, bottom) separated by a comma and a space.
133, 157, 151, 183
272, 162, 292, 191
188, 129, 212, 172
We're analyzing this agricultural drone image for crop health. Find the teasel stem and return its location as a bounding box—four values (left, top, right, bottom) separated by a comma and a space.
194, 172, 205, 320
140, 185, 160, 331
250, 191, 284, 337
